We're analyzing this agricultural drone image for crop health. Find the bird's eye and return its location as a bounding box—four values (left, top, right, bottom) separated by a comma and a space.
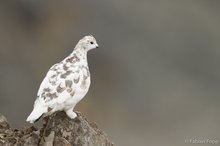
90, 41, 94, 44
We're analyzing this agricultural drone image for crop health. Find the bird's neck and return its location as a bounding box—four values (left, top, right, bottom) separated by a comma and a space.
71, 49, 88, 65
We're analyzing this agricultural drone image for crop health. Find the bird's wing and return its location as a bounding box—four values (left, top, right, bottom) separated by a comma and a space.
37, 63, 61, 97
36, 62, 80, 105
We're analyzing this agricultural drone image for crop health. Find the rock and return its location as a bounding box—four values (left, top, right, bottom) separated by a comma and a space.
0, 113, 9, 129
0, 112, 115, 146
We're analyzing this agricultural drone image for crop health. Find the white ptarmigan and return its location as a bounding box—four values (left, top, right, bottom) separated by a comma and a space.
26, 35, 99, 123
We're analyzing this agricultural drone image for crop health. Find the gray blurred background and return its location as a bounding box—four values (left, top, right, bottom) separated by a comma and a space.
0, 0, 220, 146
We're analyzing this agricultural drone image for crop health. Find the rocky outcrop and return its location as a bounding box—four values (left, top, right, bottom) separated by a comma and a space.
0, 112, 115, 146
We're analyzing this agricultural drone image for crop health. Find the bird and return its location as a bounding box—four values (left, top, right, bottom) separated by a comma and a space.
26, 35, 99, 123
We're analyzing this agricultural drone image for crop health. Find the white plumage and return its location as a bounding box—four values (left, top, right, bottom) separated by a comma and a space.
26, 35, 99, 123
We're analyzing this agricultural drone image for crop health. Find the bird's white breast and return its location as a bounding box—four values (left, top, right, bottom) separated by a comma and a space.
64, 67, 91, 107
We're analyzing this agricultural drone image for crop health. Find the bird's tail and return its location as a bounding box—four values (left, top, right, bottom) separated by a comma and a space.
26, 104, 47, 123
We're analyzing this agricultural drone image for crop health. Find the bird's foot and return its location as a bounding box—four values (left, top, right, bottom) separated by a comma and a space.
66, 110, 77, 119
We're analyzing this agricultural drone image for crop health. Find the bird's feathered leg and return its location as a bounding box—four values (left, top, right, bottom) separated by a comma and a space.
65, 108, 77, 119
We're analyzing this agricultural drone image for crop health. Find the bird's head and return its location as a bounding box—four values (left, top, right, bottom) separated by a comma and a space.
76, 35, 99, 52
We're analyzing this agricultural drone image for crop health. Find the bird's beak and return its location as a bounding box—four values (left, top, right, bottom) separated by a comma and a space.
96, 45, 99, 48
